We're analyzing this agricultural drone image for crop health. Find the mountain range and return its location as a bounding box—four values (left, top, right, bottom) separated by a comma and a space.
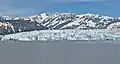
0, 13, 120, 35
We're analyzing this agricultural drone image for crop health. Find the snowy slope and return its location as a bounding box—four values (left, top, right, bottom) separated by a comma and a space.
27, 13, 120, 29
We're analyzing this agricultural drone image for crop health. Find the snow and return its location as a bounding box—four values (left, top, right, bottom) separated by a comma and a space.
1, 16, 12, 20
107, 22, 120, 28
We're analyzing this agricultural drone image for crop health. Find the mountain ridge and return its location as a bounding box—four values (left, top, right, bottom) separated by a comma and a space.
0, 13, 120, 35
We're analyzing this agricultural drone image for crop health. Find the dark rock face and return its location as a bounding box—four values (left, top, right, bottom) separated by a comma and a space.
0, 20, 48, 35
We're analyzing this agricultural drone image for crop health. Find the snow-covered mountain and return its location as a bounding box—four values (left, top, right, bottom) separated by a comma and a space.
19, 13, 120, 29
0, 13, 120, 35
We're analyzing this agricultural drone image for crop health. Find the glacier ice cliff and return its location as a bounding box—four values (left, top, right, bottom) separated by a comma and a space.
1, 29, 120, 41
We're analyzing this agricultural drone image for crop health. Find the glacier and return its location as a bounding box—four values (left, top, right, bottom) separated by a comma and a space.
0, 13, 120, 41
1, 29, 120, 41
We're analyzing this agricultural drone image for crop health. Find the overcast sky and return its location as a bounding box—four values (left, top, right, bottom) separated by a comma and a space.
0, 0, 120, 17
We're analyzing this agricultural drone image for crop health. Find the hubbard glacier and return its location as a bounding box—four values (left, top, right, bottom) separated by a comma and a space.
0, 13, 120, 41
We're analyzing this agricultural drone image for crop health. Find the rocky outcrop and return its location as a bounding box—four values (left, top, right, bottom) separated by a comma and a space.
0, 20, 48, 35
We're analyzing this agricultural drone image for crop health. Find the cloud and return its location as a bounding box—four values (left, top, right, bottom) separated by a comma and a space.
0, 5, 34, 17
0, 8, 33, 17
52, 0, 107, 2
0, 0, 34, 17
0, 0, 108, 16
